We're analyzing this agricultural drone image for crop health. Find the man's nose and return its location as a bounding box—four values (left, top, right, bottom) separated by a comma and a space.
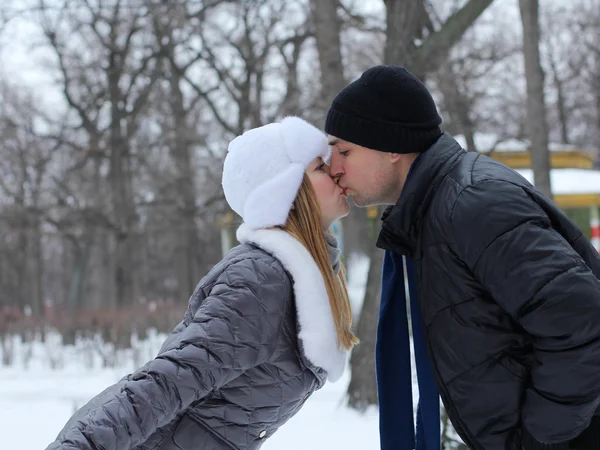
329, 156, 343, 179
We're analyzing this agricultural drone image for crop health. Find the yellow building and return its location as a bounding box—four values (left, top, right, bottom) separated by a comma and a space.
455, 133, 600, 250
455, 133, 600, 209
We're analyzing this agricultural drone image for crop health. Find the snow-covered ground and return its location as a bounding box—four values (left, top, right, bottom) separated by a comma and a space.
1, 252, 386, 450
0, 359, 380, 450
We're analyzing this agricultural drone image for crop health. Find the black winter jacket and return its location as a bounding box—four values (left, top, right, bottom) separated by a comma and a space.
46, 225, 348, 450
377, 133, 600, 450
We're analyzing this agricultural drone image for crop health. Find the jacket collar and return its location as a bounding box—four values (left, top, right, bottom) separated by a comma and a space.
236, 224, 347, 382
376, 133, 466, 257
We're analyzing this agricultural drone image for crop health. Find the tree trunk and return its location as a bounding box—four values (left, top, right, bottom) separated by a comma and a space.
597, 88, 600, 152
384, 0, 429, 74
549, 58, 570, 144
103, 228, 117, 309
310, 0, 345, 114
310, 0, 370, 261
347, 210, 384, 410
66, 229, 94, 311
341, 0, 497, 412
67, 247, 84, 311
110, 132, 137, 308
556, 76, 569, 145
417, 0, 495, 74
167, 38, 201, 302
519, 0, 552, 199
277, 35, 304, 118
108, 44, 138, 308
17, 217, 30, 314
595, 52, 600, 151
32, 215, 44, 319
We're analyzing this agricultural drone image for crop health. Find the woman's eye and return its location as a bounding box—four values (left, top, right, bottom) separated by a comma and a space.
317, 163, 326, 171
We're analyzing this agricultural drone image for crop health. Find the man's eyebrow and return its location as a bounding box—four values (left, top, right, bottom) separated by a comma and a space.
328, 138, 339, 146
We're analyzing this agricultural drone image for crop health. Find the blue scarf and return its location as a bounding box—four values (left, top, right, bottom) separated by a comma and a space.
376, 251, 441, 450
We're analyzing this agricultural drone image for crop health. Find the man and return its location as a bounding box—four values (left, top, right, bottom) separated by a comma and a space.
326, 65, 600, 450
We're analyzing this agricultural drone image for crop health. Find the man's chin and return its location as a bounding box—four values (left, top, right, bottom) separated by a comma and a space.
351, 195, 382, 208
350, 194, 369, 208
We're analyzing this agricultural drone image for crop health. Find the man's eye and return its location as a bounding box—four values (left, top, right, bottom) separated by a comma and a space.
340, 150, 349, 156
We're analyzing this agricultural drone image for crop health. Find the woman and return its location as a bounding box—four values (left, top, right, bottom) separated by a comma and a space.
46, 116, 358, 450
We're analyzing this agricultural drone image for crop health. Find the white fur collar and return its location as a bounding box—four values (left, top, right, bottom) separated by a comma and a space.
236, 223, 348, 382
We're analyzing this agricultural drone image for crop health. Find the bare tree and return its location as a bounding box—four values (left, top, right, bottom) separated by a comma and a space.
541, 5, 577, 145
45, 156, 104, 314
310, 0, 345, 114
0, 82, 54, 318
275, 27, 311, 118
190, 0, 284, 135
305, 0, 499, 410
309, 0, 371, 266
596, 51, 600, 149
149, 1, 228, 302
39, 0, 161, 310
435, 15, 521, 152
519, 0, 552, 198
333, 0, 498, 412
385, 0, 495, 79
437, 61, 478, 151
577, 0, 600, 149
384, 0, 431, 76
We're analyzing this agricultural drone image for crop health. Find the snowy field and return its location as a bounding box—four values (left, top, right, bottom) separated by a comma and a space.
1, 254, 388, 450
0, 356, 380, 450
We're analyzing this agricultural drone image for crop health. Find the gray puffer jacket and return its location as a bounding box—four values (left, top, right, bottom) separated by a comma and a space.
46, 225, 348, 450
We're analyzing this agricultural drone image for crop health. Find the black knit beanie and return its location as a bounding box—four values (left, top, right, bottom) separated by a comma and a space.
325, 65, 443, 153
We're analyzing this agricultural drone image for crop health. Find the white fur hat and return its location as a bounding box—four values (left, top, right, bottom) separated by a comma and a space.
222, 116, 330, 230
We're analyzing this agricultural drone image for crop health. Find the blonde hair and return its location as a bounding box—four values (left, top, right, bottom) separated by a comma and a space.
282, 175, 359, 350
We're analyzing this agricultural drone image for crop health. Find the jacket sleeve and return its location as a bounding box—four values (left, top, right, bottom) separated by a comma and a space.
46, 258, 290, 450
451, 180, 600, 447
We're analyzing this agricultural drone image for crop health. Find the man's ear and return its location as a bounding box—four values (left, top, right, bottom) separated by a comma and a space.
389, 152, 402, 163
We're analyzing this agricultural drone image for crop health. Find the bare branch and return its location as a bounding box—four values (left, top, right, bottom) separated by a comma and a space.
201, 38, 243, 99
417, 0, 495, 73
183, 75, 236, 135
81, 0, 110, 48
40, 5, 98, 136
